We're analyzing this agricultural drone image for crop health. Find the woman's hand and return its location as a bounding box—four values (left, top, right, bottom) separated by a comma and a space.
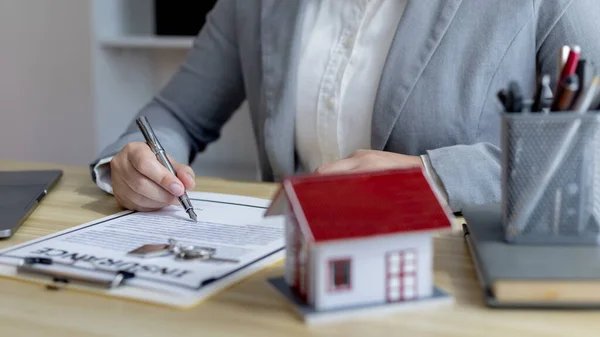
314, 150, 423, 175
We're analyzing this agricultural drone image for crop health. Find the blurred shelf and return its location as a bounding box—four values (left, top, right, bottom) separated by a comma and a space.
98, 36, 194, 49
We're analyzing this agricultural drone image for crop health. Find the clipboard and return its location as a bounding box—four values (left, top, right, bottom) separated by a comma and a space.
0, 192, 286, 309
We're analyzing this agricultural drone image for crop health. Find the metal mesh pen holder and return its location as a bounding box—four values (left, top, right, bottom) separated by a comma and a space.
501, 112, 600, 245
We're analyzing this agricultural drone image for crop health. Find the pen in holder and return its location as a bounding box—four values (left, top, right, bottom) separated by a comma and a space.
501, 111, 600, 245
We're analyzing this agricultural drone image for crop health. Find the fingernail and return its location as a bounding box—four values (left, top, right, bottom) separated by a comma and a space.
169, 183, 184, 196
187, 173, 195, 182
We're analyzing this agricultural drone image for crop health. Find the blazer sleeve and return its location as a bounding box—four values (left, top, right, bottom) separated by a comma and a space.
425, 0, 600, 212
90, 0, 245, 182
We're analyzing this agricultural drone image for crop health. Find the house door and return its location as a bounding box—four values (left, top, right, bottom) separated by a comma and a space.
295, 235, 308, 302
385, 249, 417, 302
298, 241, 307, 300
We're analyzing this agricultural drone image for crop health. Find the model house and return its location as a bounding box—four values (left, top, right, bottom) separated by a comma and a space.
265, 167, 454, 312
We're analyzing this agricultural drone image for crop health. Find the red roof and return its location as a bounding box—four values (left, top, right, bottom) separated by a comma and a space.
283, 168, 453, 243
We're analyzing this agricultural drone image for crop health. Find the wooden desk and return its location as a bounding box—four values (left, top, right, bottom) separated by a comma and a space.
0, 160, 598, 337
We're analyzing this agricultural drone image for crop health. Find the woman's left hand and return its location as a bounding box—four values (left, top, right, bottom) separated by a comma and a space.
314, 150, 423, 175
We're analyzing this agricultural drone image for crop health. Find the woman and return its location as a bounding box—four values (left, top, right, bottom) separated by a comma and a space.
91, 0, 600, 213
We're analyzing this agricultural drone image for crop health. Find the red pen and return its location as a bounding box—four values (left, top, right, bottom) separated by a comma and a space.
558, 45, 570, 76
556, 45, 581, 95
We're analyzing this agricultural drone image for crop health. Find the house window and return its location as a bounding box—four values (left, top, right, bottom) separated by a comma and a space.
328, 258, 351, 291
386, 249, 418, 302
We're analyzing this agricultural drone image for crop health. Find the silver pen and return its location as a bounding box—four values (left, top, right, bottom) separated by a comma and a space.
136, 116, 197, 222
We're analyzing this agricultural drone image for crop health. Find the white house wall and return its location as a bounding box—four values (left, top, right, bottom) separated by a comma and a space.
313, 233, 433, 311
309, 243, 316, 306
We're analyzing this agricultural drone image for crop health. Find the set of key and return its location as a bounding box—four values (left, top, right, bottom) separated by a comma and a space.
127, 239, 239, 264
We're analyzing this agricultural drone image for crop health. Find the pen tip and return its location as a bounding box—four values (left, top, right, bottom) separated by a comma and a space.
189, 209, 198, 222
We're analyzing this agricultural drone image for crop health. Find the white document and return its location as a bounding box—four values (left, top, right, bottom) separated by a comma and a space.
0, 192, 285, 308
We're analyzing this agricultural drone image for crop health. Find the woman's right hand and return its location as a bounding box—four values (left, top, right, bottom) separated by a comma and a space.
109, 142, 196, 211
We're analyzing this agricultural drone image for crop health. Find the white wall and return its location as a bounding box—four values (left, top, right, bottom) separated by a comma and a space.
313, 233, 433, 311
0, 0, 95, 165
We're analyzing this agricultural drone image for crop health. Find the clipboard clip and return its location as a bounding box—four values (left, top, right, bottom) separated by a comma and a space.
16, 257, 136, 290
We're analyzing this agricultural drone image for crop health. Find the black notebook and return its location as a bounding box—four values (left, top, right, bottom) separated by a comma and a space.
462, 203, 600, 308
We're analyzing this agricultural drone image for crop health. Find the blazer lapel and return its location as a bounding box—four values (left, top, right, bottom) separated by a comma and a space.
371, 0, 464, 150
260, 0, 306, 180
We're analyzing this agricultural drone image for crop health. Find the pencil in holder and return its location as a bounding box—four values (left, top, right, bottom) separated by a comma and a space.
501, 111, 600, 245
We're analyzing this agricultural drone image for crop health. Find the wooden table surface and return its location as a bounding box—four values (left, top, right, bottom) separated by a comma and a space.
0, 160, 598, 337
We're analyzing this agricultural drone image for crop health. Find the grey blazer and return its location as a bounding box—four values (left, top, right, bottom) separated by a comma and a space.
92, 0, 600, 212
